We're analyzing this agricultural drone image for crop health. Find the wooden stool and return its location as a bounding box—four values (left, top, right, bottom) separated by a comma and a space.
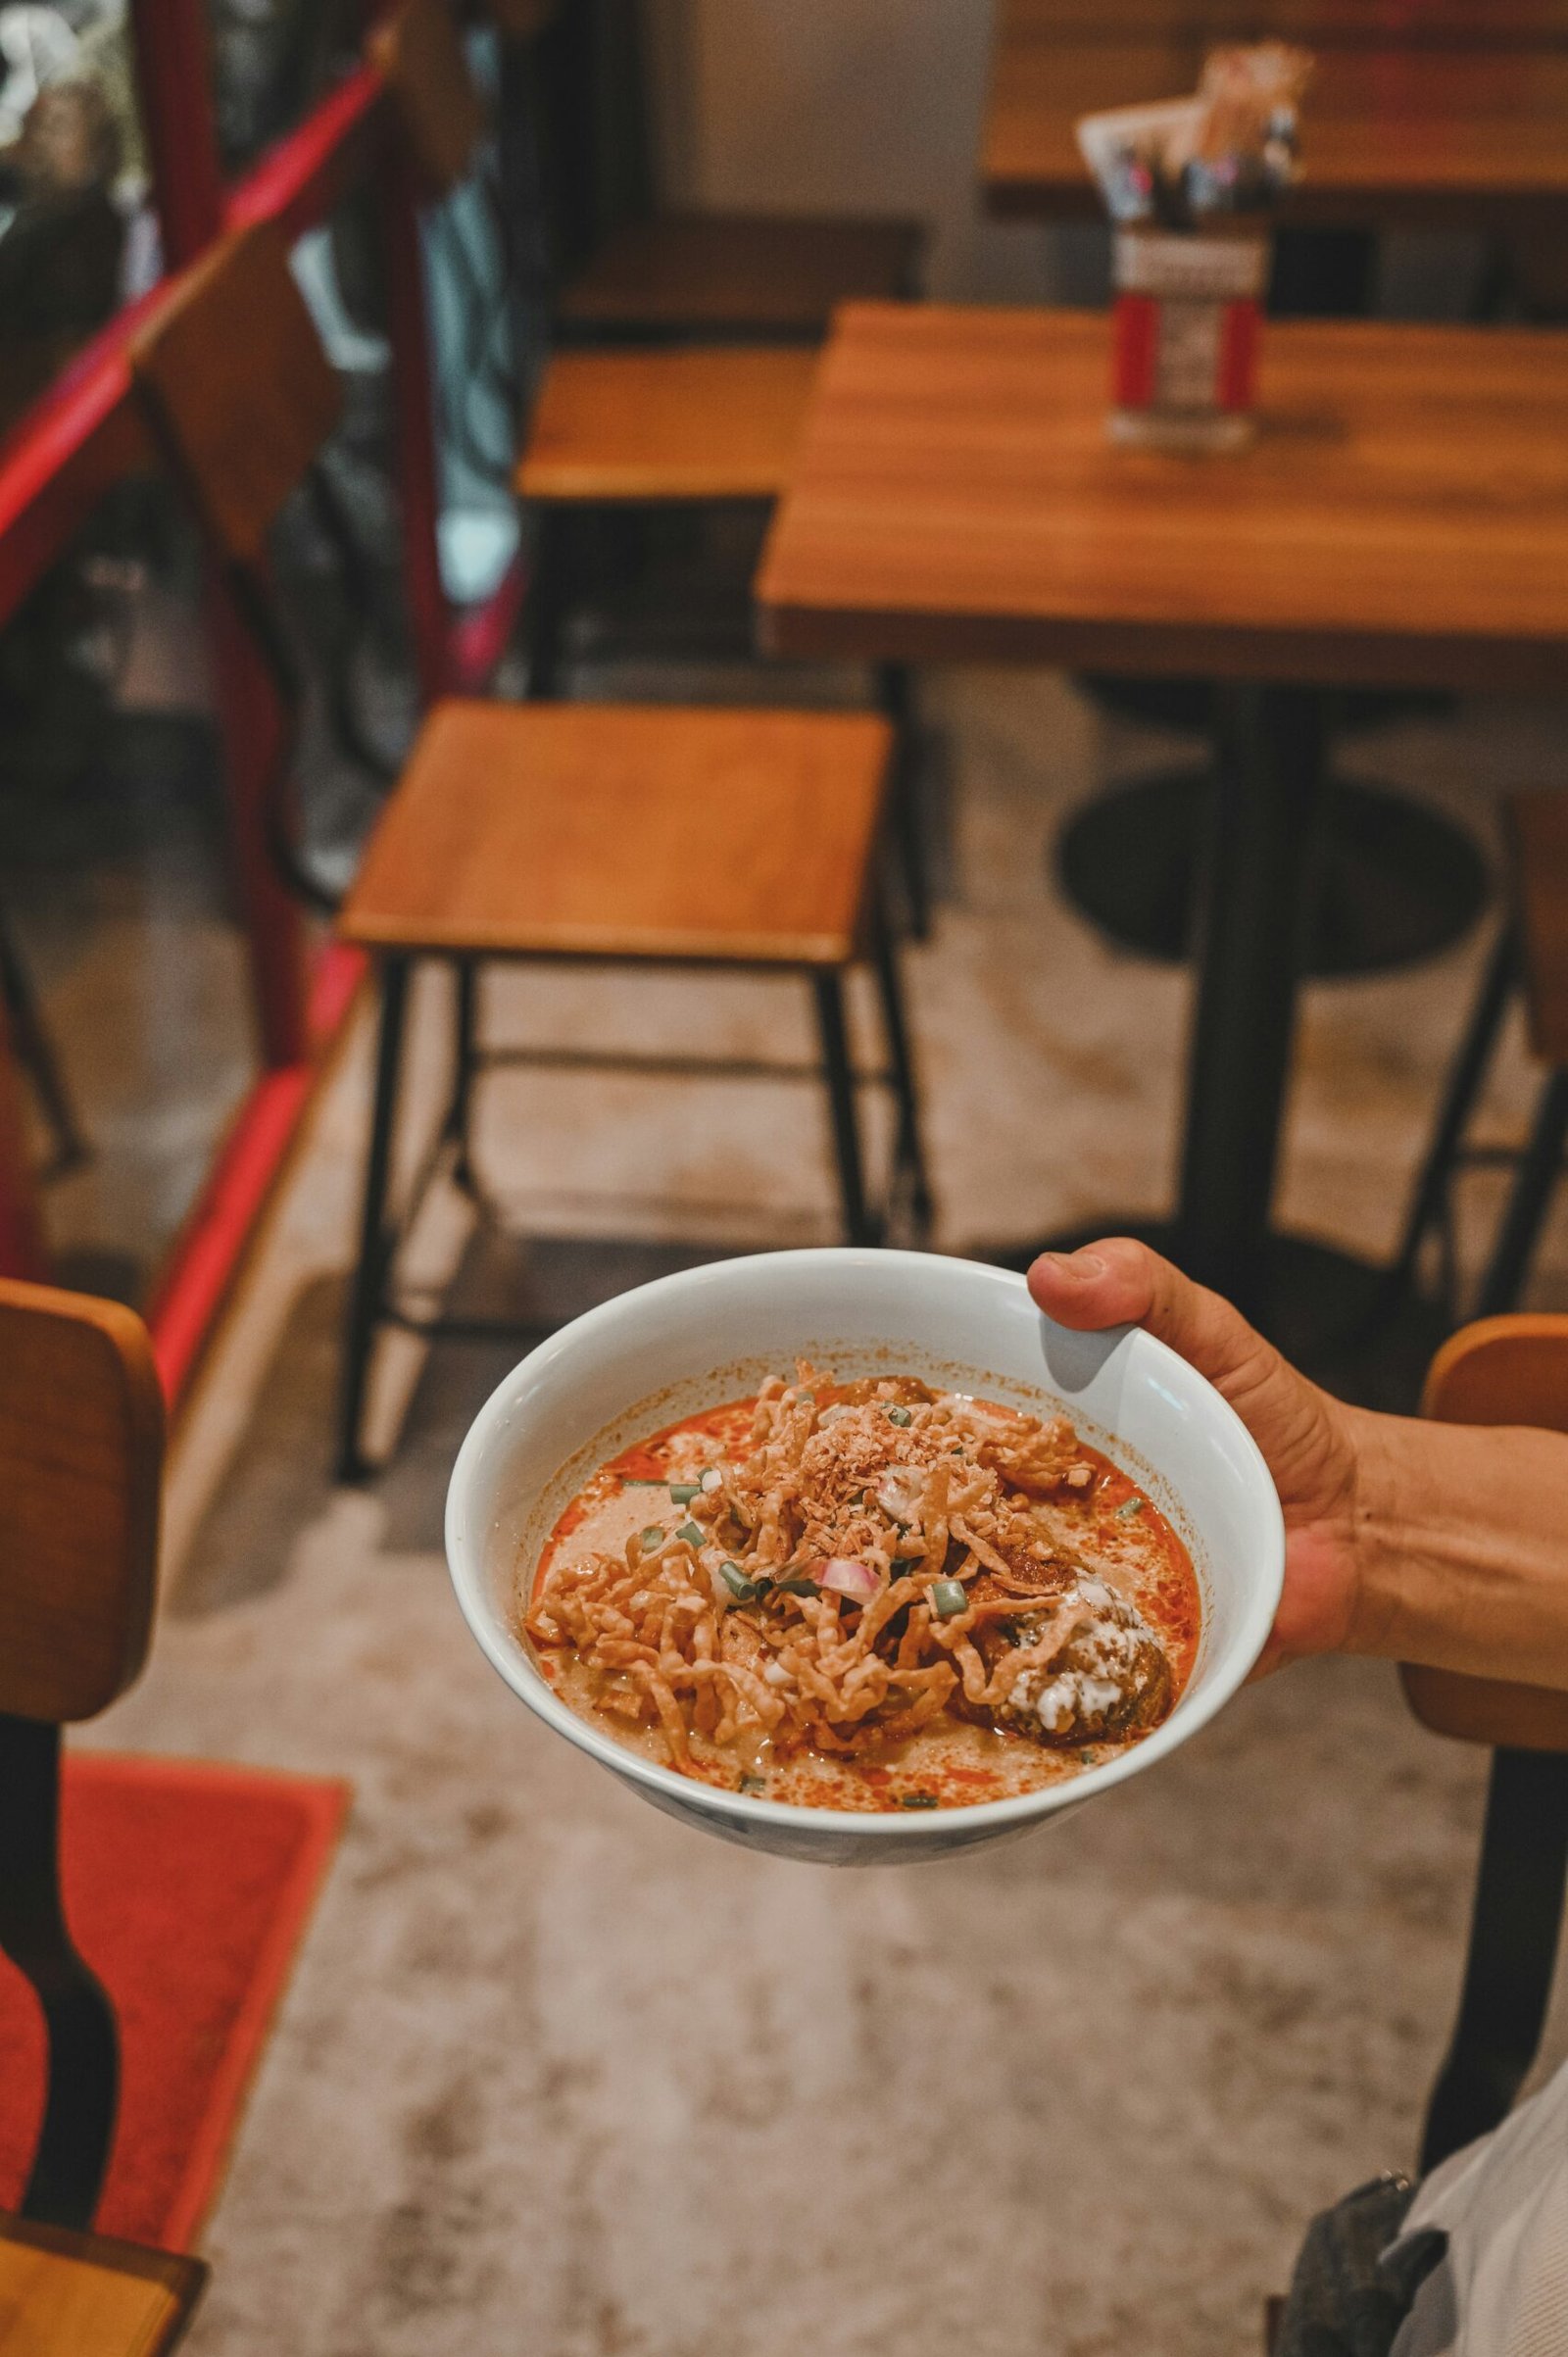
1403, 1316, 1568, 2172
0, 1277, 208, 2356
126, 226, 933, 1481
512, 332, 929, 940
1395, 791, 1568, 1319
515, 343, 818, 510
559, 211, 924, 342
514, 341, 819, 691
476, 0, 923, 341
335, 698, 927, 1476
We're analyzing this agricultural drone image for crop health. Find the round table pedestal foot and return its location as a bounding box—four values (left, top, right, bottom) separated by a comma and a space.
1055, 769, 1489, 979
981, 1220, 1450, 1411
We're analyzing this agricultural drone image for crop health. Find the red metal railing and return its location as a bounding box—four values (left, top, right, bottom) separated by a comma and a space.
0, 3, 506, 1401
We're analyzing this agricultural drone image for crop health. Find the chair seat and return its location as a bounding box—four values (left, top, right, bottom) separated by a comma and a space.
1401, 1663, 1568, 1753
338, 701, 891, 964
559, 211, 924, 336
0, 2216, 206, 2357
515, 345, 818, 504
1509, 790, 1568, 1066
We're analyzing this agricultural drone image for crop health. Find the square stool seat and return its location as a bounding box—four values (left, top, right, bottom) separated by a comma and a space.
339, 701, 892, 966
559, 211, 924, 338
514, 345, 818, 504
0, 2216, 206, 2357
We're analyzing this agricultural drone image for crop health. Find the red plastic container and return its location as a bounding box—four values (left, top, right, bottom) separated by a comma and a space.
1110, 228, 1269, 450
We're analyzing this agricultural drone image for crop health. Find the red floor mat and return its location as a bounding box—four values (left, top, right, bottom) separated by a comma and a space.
0, 1753, 347, 2249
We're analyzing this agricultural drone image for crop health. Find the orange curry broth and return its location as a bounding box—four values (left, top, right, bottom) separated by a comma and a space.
528, 1390, 1200, 1813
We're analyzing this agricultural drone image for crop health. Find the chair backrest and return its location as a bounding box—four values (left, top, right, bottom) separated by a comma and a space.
371, 0, 487, 197
0, 1277, 163, 1727
128, 222, 341, 567
0, 1279, 162, 2231
1401, 1314, 1568, 1752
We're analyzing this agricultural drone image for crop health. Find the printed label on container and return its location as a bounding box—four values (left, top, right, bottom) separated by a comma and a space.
1112, 291, 1260, 416
1113, 230, 1269, 302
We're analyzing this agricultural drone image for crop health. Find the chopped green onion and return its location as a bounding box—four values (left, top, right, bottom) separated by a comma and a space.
668, 1483, 702, 1505
719, 1562, 759, 1601
898, 1792, 939, 1810
885, 1404, 912, 1427
892, 1556, 922, 1574
1115, 1497, 1143, 1521
930, 1578, 967, 1618
622, 1477, 665, 1487
675, 1520, 705, 1547
773, 1577, 817, 1597
1080, 1747, 1099, 1766
639, 1525, 666, 1548
738, 1772, 767, 1794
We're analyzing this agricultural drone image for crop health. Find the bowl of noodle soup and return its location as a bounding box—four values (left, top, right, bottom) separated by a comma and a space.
445, 1249, 1283, 1865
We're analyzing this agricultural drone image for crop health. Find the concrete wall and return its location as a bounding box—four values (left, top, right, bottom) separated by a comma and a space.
643, 0, 1050, 300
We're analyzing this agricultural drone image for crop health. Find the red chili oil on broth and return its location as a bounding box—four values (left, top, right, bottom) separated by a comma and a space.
525, 1374, 1201, 1814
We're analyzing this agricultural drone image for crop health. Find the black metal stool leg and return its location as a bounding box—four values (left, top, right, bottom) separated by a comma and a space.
870, 908, 933, 1238
811, 968, 875, 1246
526, 508, 569, 700
1475, 1064, 1568, 1319
337, 957, 413, 1483
876, 663, 932, 943
0, 1714, 119, 2231
1388, 924, 1519, 1306
447, 958, 481, 1196
0, 905, 87, 1173
1419, 1747, 1568, 2173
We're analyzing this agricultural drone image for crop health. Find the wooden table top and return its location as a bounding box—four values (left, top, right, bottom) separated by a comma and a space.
996, 1, 1568, 44
755, 304, 1568, 693
985, 13, 1568, 221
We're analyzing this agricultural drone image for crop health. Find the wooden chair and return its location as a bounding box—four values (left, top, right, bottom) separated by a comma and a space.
1394, 791, 1568, 1322
485, 0, 923, 342
127, 224, 932, 1481
0, 1276, 207, 2356
1402, 1315, 1568, 2173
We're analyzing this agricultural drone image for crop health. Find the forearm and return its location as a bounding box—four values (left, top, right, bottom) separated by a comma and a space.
1347, 1410, 1568, 1687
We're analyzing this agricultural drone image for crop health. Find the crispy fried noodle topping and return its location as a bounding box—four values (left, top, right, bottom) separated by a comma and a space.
527, 1368, 1177, 1785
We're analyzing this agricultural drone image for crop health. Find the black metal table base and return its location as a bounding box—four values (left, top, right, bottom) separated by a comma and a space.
1056, 766, 1489, 979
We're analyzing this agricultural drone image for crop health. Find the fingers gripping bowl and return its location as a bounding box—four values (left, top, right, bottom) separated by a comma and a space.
445, 1251, 1284, 1866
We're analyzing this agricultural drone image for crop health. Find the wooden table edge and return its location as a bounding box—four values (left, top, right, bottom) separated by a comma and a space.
756, 597, 1568, 698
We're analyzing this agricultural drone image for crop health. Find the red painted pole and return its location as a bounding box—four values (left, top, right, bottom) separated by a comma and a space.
127, 0, 226, 267
206, 582, 310, 1067
130, 0, 309, 1067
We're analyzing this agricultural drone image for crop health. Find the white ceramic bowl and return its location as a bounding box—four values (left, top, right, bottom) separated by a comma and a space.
446, 1249, 1283, 1866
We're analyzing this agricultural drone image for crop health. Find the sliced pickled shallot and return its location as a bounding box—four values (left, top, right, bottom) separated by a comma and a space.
815, 1556, 880, 1601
